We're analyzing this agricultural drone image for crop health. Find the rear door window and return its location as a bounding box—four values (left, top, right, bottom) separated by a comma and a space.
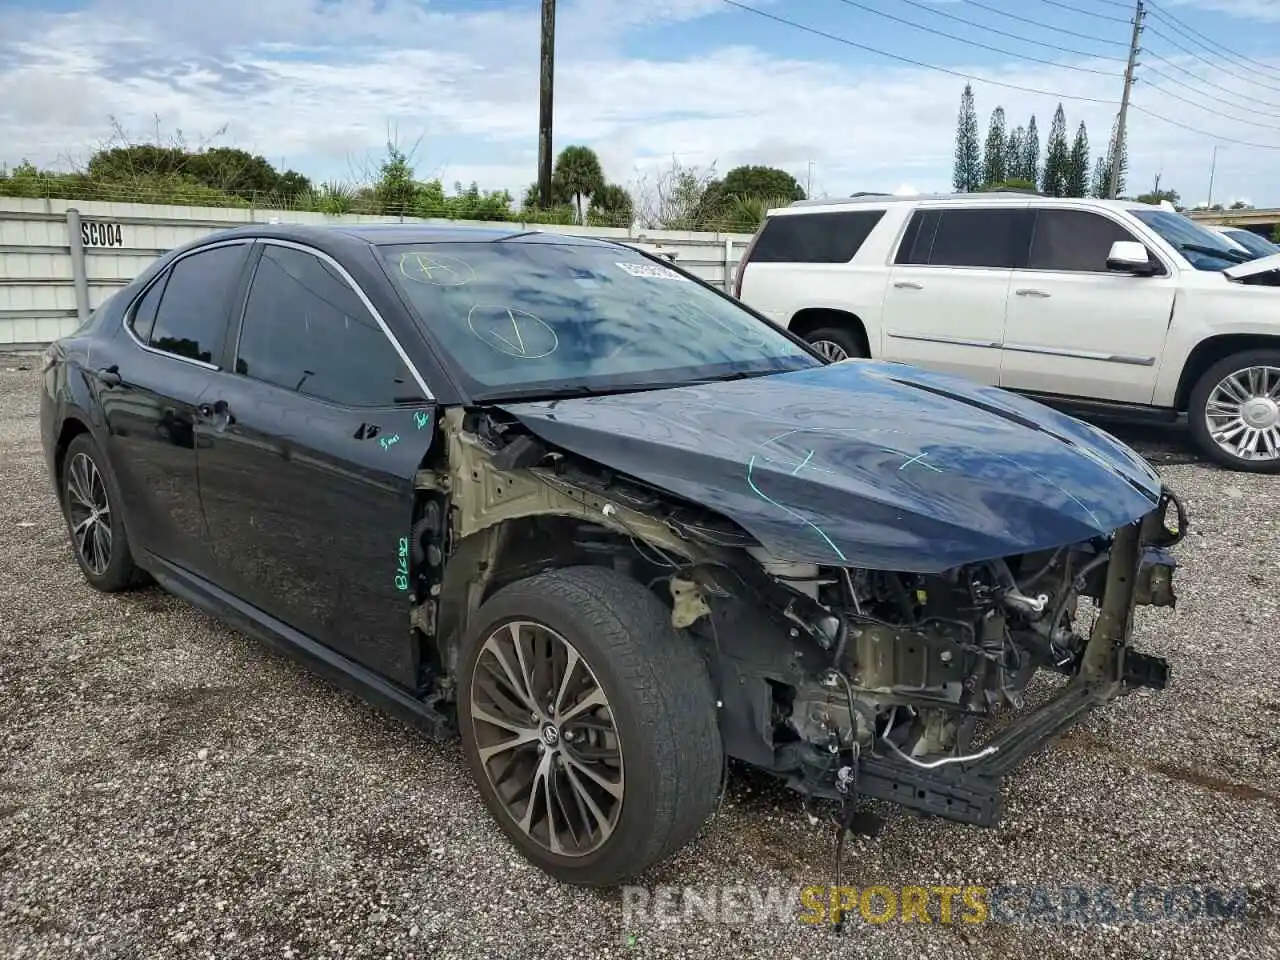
148, 244, 250, 364
895, 208, 1032, 268
1027, 209, 1141, 272
747, 210, 885, 263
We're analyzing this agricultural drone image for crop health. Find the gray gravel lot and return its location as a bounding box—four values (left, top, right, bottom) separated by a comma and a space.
1, 353, 1278, 959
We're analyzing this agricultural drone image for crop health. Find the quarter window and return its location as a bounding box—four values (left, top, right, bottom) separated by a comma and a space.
1028, 209, 1141, 272
129, 274, 167, 344
895, 208, 1032, 269
235, 245, 424, 407
148, 244, 248, 364
747, 210, 886, 263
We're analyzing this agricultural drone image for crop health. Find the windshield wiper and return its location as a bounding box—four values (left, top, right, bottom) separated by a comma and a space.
1179, 241, 1250, 264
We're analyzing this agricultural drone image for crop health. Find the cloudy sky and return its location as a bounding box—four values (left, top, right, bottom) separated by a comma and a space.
3, 0, 1280, 207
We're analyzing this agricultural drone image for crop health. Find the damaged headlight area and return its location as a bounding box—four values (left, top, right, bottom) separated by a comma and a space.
670, 486, 1186, 827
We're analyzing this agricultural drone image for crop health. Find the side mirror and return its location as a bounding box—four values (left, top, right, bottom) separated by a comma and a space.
1107, 240, 1157, 276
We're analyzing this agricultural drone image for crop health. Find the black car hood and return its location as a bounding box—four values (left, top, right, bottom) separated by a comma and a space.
498, 361, 1164, 572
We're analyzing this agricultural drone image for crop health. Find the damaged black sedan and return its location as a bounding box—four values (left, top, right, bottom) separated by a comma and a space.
40, 224, 1185, 887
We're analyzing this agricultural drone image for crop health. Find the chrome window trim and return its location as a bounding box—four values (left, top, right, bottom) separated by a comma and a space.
247, 238, 435, 401
121, 238, 250, 371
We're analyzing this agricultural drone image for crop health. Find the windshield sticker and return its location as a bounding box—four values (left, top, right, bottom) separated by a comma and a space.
467, 304, 559, 359
615, 261, 689, 282
398, 252, 476, 287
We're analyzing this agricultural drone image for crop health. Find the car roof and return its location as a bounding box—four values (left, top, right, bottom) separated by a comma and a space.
770, 194, 1164, 218
195, 222, 617, 249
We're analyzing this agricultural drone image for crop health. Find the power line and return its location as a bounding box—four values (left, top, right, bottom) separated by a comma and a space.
883, 0, 1128, 63
1145, 0, 1280, 82
721, 0, 1280, 152
1146, 25, 1280, 96
825, 0, 1122, 75
1035, 0, 1131, 24
720, 0, 1119, 102
1130, 102, 1280, 151
1143, 49, 1280, 113
955, 0, 1130, 49
1143, 71, 1280, 132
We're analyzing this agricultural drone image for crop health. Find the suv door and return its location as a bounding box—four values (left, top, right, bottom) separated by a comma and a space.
196, 240, 435, 688
881, 205, 1032, 383
999, 207, 1176, 404
97, 241, 252, 580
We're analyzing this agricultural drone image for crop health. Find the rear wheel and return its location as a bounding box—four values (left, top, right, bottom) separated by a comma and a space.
60, 432, 140, 591
1188, 350, 1280, 472
457, 565, 722, 887
803, 324, 868, 362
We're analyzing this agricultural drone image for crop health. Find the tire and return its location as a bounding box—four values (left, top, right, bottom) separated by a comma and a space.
1187, 349, 1280, 473
457, 565, 723, 887
60, 432, 140, 591
803, 324, 868, 362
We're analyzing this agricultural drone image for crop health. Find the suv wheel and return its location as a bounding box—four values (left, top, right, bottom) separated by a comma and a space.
457, 565, 722, 887
1188, 349, 1280, 472
804, 325, 868, 362
60, 433, 140, 591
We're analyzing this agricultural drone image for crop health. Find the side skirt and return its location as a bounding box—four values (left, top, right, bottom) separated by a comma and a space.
139, 552, 456, 740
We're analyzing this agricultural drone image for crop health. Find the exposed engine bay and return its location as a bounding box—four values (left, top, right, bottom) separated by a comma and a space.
415, 406, 1185, 827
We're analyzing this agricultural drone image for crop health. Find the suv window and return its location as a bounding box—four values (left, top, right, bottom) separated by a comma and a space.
895, 208, 1031, 268
1028, 209, 1140, 272
236, 244, 424, 407
748, 210, 885, 263
148, 244, 247, 363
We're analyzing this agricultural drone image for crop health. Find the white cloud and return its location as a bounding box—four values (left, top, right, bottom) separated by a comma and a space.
2, 0, 1280, 208
1165, 0, 1280, 21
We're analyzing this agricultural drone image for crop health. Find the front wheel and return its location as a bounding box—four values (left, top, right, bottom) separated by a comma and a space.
457, 566, 723, 887
1188, 350, 1280, 472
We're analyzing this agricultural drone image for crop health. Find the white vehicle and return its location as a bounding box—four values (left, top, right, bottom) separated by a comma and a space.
1205, 223, 1280, 260
735, 192, 1280, 472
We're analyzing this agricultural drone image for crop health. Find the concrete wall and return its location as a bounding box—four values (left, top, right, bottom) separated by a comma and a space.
0, 197, 755, 348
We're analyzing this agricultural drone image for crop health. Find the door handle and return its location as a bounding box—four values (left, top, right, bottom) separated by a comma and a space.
95, 365, 122, 387
893, 280, 923, 290
1015, 288, 1051, 298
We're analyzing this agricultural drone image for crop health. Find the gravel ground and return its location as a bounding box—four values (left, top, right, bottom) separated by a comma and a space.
0, 353, 1277, 959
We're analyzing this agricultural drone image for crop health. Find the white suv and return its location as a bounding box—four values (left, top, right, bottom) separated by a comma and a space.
735, 192, 1280, 472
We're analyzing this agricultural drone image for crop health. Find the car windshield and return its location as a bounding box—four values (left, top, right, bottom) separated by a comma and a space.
1129, 209, 1252, 270
1223, 228, 1280, 259
379, 239, 821, 400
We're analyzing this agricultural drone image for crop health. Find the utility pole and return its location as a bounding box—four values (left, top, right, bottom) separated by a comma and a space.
1109, 0, 1145, 200
537, 0, 557, 209
806, 160, 814, 197
1207, 144, 1220, 208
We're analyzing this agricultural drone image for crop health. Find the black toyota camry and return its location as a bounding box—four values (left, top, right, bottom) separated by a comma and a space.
40, 223, 1184, 887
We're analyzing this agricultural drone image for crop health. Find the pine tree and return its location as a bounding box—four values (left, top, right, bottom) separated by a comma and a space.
983, 107, 1007, 187
1006, 126, 1025, 181
952, 83, 982, 192
1094, 115, 1127, 198
1023, 115, 1040, 188
1066, 122, 1090, 198
1041, 104, 1069, 197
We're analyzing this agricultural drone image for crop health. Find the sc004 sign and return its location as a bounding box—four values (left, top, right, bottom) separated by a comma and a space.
81, 221, 124, 248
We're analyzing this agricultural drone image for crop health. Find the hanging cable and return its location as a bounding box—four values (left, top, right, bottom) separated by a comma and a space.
1146, 25, 1280, 96
1142, 49, 1280, 114
955, 0, 1131, 48
1146, 0, 1280, 82
825, 0, 1122, 76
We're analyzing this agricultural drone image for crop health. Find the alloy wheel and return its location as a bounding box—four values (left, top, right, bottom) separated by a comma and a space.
469, 620, 624, 858
1204, 364, 1280, 462
810, 339, 849, 362
65, 451, 113, 576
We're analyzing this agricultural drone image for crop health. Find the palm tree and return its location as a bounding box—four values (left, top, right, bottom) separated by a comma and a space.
551, 146, 605, 224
